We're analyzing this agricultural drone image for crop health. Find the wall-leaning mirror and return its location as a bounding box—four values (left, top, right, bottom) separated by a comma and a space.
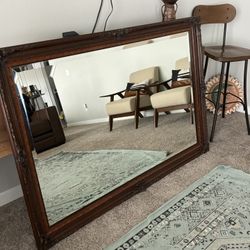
0, 17, 208, 249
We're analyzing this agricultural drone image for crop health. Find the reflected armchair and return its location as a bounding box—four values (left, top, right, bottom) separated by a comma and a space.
101, 66, 159, 131
150, 69, 193, 128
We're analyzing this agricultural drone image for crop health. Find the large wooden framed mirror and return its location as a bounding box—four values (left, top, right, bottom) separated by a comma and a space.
0, 17, 208, 249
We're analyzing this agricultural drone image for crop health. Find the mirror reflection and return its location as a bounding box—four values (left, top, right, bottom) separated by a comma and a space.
13, 32, 197, 225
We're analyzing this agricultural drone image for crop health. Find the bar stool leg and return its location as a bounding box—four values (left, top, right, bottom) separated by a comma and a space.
210, 62, 226, 142
222, 62, 231, 118
243, 60, 250, 134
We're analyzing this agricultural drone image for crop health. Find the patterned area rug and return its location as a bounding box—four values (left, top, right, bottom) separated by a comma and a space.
35, 150, 167, 225
106, 166, 250, 250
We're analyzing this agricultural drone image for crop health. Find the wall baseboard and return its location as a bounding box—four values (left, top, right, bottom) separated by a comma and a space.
68, 117, 109, 127
68, 111, 155, 127
0, 185, 23, 207
237, 106, 250, 113
67, 109, 188, 127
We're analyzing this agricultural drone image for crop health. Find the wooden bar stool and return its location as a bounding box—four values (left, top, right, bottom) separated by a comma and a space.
193, 4, 250, 142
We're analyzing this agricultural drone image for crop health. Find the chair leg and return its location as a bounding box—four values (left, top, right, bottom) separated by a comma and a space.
243, 60, 250, 134
138, 112, 144, 118
109, 116, 113, 131
210, 62, 225, 142
135, 111, 139, 129
154, 109, 159, 128
222, 62, 230, 118
190, 106, 194, 124
204, 56, 209, 78
135, 91, 140, 129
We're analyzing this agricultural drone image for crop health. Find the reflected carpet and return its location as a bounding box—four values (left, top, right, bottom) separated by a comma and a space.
35, 150, 168, 225
107, 166, 250, 250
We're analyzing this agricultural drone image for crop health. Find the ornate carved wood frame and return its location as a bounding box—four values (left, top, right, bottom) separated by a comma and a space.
0, 17, 208, 249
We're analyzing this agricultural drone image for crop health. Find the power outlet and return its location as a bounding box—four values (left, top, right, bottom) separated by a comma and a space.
84, 104, 88, 111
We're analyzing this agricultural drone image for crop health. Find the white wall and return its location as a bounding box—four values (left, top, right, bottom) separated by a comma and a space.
2, 0, 249, 49
0, 0, 162, 48
50, 34, 189, 125
2, 0, 250, 97
2, 0, 250, 103
1, 0, 250, 204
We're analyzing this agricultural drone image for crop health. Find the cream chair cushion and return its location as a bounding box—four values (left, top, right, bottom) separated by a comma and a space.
106, 95, 151, 116
150, 86, 191, 109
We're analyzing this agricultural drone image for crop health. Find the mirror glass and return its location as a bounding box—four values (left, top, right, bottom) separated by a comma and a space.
13, 32, 197, 225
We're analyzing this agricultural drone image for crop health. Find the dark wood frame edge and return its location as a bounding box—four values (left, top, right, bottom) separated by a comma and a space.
0, 17, 208, 250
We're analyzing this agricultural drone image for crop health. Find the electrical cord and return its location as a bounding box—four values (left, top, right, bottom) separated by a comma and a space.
103, 0, 114, 32
92, 0, 104, 33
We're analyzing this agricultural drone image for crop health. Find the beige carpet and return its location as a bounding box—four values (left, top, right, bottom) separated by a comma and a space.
34, 113, 196, 160
1, 112, 250, 250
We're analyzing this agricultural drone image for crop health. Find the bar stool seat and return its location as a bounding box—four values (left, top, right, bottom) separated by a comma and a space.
205, 45, 250, 62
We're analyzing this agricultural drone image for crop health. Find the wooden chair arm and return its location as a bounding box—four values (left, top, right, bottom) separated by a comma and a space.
100, 89, 126, 101
150, 79, 172, 91
129, 86, 153, 95
129, 81, 159, 95
151, 73, 191, 92
177, 72, 191, 79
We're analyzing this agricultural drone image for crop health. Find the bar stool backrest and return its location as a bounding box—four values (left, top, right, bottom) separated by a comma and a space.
192, 4, 236, 47
192, 4, 236, 24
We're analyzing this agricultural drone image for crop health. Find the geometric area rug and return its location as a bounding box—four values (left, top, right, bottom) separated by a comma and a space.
35, 150, 168, 225
106, 166, 250, 250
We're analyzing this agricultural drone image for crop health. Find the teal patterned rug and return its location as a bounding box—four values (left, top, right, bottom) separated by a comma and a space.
106, 166, 250, 250
35, 150, 167, 225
